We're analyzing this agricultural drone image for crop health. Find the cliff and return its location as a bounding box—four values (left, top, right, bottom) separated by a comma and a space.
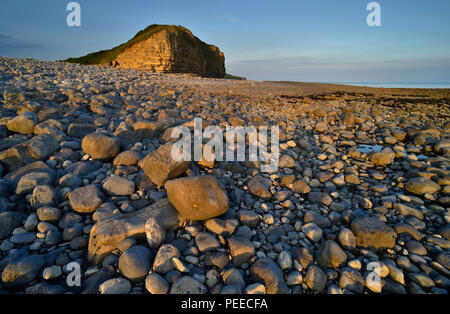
65, 24, 225, 78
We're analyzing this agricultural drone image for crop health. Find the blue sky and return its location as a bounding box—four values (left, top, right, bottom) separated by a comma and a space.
1, 0, 449, 82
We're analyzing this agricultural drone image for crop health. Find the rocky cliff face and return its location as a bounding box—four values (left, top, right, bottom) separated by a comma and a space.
67, 25, 225, 78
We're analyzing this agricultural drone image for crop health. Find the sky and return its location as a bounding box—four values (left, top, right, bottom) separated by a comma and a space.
0, 0, 449, 82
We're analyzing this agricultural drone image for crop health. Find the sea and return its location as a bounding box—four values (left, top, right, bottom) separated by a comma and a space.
313, 82, 450, 89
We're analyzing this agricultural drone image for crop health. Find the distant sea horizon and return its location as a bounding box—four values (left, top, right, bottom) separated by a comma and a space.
308, 81, 450, 89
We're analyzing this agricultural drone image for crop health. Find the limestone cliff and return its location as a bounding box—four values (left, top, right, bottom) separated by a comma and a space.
66, 25, 225, 78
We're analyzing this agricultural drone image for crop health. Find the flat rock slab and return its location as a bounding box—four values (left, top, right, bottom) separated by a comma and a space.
88, 198, 183, 264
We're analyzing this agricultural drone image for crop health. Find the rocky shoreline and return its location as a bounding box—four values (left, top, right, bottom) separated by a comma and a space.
0, 57, 449, 294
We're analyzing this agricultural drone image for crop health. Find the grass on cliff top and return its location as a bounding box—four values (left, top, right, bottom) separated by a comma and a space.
65, 24, 191, 65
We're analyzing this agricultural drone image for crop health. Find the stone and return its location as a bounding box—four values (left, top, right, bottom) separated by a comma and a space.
113, 150, 140, 166
238, 210, 260, 227
228, 236, 255, 267
81, 133, 120, 160
394, 223, 423, 241
338, 228, 356, 249
10, 232, 36, 244
27, 134, 59, 160
145, 273, 169, 294
244, 283, 266, 294
99, 278, 131, 294
339, 267, 364, 293
42, 265, 62, 280
286, 271, 303, 286
88, 199, 183, 264
301, 222, 323, 243
30, 185, 56, 209
308, 192, 332, 206
250, 258, 289, 294
247, 175, 272, 199
405, 240, 427, 255
145, 217, 166, 249
2, 254, 45, 287
317, 240, 348, 269
165, 175, 229, 221
405, 177, 441, 195
170, 276, 208, 294
195, 232, 220, 252
153, 244, 180, 274
102, 175, 135, 196
370, 150, 395, 166
305, 265, 327, 292
6, 112, 38, 135
222, 268, 245, 289
118, 245, 153, 282
25, 282, 65, 294
205, 218, 235, 237
0, 211, 22, 239
59, 173, 82, 188
37, 207, 61, 222
351, 217, 397, 250
277, 250, 292, 270
141, 143, 190, 186
290, 179, 310, 194
69, 185, 103, 213
393, 203, 424, 220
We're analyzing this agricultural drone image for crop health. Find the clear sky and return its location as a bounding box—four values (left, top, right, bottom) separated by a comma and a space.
1, 0, 449, 82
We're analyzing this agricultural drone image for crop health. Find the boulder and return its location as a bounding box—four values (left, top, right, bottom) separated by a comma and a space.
351, 217, 397, 250
69, 185, 103, 213
118, 245, 153, 282
141, 143, 190, 186
88, 199, 183, 264
405, 177, 441, 195
165, 175, 229, 221
81, 133, 120, 160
